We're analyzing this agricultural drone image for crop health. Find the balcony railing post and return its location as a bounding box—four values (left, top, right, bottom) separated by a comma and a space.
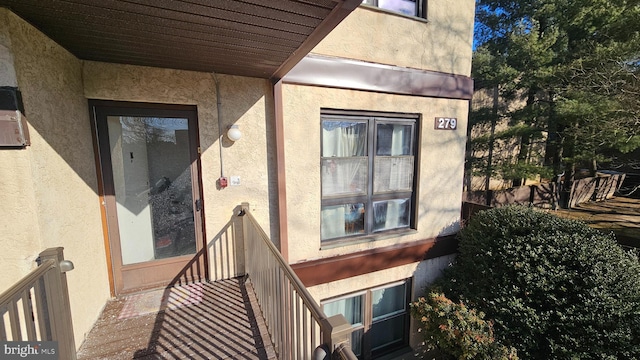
37, 247, 77, 360
320, 314, 353, 355
240, 201, 250, 276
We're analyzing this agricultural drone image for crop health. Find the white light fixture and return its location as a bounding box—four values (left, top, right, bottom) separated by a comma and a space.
227, 125, 242, 142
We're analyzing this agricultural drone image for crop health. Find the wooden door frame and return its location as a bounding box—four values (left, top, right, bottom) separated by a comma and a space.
89, 100, 207, 295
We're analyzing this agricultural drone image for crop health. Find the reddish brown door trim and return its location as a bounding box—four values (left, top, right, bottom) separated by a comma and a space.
273, 80, 289, 260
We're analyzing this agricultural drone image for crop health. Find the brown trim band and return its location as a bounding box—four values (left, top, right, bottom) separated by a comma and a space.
273, 80, 289, 260
291, 235, 458, 287
283, 54, 474, 100
271, 0, 362, 81
89, 104, 115, 297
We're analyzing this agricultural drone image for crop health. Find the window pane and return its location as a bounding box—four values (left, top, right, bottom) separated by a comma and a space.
371, 315, 406, 351
372, 283, 407, 320
321, 203, 366, 240
374, 156, 414, 193
377, 123, 412, 156
351, 328, 364, 357
322, 158, 368, 196
323, 295, 364, 327
373, 199, 410, 232
324, 295, 365, 356
378, 0, 417, 16
322, 121, 367, 157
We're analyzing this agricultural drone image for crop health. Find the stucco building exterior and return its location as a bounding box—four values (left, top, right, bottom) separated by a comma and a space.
0, 1, 474, 358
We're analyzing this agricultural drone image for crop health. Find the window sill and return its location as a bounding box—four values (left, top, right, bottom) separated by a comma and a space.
320, 228, 418, 250
359, 4, 429, 24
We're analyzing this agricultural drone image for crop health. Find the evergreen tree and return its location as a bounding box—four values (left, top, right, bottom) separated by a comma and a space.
471, 0, 640, 186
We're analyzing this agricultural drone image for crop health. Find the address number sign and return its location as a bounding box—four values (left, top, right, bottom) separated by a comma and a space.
434, 117, 457, 130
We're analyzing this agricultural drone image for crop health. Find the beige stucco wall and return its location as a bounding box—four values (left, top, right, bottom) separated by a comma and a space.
0, 10, 40, 287
282, 83, 468, 264
0, 9, 110, 348
83, 63, 276, 280
311, 1, 475, 76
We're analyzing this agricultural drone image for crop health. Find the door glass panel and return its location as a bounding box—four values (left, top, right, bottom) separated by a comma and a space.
372, 283, 408, 352
107, 116, 196, 265
372, 283, 407, 319
324, 295, 365, 357
371, 315, 405, 351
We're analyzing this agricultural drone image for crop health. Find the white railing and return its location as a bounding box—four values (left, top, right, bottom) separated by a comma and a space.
240, 203, 356, 360
0, 247, 76, 360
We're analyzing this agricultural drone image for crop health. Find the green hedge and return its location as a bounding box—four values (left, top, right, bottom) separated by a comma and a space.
435, 206, 640, 359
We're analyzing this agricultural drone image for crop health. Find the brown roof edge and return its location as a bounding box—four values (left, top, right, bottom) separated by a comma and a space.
270, 0, 361, 82
291, 234, 458, 287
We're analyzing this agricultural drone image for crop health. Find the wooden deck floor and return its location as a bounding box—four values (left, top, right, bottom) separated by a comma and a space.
77, 278, 276, 360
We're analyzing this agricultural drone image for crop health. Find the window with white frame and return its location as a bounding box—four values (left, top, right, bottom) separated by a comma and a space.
361, 0, 427, 18
322, 280, 411, 359
321, 111, 418, 243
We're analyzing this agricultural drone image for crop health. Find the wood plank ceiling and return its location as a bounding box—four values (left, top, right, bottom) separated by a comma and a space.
0, 0, 360, 79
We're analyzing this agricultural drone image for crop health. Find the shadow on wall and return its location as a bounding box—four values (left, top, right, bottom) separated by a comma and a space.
20, 52, 273, 200
417, 126, 466, 235
417, 5, 473, 75
437, 221, 460, 237
343, 5, 472, 76
409, 253, 457, 356
207, 205, 246, 281
155, 204, 246, 287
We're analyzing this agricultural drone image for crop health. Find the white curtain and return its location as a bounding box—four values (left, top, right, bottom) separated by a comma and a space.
391, 125, 405, 156
372, 124, 412, 231
322, 123, 367, 196
375, 124, 413, 192
374, 157, 413, 193
323, 296, 363, 326
321, 206, 346, 240
385, 200, 401, 229
322, 122, 366, 157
